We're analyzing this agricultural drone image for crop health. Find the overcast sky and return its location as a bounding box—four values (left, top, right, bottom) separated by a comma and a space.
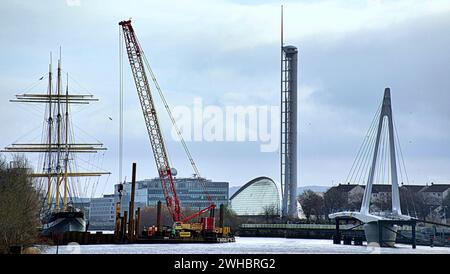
1, 0, 449, 197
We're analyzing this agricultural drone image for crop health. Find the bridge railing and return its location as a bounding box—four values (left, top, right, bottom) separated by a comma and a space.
240, 223, 364, 230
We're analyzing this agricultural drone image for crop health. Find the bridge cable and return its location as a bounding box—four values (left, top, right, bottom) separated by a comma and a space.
119, 25, 124, 185
345, 103, 381, 184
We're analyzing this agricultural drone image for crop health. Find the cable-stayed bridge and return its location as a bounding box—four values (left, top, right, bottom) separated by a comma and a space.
329, 88, 415, 247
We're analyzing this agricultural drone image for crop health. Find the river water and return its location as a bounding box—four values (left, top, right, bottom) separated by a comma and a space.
42, 237, 450, 254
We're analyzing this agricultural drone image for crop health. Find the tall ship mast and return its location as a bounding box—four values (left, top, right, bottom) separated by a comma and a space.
2, 52, 110, 236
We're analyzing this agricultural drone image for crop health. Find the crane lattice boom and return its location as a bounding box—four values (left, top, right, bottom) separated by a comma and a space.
119, 20, 181, 222
120, 20, 216, 224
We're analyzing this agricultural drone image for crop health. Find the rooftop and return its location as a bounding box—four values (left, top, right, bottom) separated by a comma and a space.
421, 184, 450, 193
400, 185, 426, 193
334, 184, 362, 192
371, 184, 391, 193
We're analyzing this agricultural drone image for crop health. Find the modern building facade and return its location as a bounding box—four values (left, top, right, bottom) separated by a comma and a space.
230, 177, 280, 216
88, 194, 115, 230
116, 177, 229, 214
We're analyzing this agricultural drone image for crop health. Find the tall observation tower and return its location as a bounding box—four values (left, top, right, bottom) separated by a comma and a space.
280, 6, 299, 219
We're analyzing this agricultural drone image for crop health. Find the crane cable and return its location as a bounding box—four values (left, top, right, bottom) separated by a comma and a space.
119, 26, 124, 185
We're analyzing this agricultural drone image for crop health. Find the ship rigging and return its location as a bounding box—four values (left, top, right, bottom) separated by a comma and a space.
2, 51, 110, 235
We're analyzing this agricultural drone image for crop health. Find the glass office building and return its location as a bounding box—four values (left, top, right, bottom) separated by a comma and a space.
88, 194, 115, 230
116, 177, 229, 213
230, 177, 280, 216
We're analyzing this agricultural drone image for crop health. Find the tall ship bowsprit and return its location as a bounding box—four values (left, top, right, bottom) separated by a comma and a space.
2, 52, 110, 237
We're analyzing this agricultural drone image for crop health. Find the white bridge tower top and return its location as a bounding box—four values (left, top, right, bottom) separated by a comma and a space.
360, 88, 401, 216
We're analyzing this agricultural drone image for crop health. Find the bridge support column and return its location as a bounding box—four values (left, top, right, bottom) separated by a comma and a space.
378, 221, 383, 247
333, 218, 341, 244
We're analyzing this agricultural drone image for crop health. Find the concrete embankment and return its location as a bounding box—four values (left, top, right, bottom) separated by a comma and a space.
238, 224, 364, 239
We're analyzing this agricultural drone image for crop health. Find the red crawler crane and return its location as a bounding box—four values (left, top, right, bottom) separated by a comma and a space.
119, 20, 215, 225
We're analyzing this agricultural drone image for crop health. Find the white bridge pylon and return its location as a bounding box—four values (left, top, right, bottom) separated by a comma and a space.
329, 88, 410, 223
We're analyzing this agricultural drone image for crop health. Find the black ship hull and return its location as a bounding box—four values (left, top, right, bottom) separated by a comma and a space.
41, 211, 86, 236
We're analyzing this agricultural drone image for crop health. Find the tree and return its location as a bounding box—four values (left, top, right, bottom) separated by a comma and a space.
298, 190, 324, 222
399, 189, 429, 220
323, 187, 347, 217
371, 195, 392, 213
415, 194, 432, 220
0, 155, 41, 254
348, 191, 363, 211
262, 204, 279, 223
400, 187, 412, 215
222, 205, 241, 232
400, 188, 422, 217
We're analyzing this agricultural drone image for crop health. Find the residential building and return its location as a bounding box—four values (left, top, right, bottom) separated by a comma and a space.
421, 183, 450, 206
333, 183, 365, 205
328, 183, 450, 221
371, 184, 392, 202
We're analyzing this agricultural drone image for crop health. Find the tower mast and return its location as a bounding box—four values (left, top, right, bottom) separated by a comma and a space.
46, 53, 53, 210
63, 73, 69, 209
280, 6, 299, 219
55, 50, 62, 210
281, 5, 288, 217
2, 53, 111, 212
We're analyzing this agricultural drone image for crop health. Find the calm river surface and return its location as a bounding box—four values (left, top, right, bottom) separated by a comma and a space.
42, 237, 450, 254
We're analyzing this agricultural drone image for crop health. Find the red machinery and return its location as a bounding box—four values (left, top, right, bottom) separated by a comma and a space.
119, 20, 215, 224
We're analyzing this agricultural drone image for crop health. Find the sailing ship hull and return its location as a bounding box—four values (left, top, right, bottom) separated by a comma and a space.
41, 211, 86, 236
